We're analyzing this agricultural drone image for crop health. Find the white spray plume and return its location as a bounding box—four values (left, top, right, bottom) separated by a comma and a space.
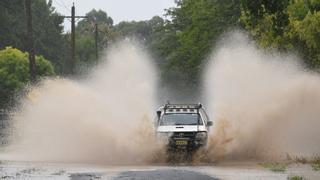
204, 32, 320, 161
2, 41, 164, 164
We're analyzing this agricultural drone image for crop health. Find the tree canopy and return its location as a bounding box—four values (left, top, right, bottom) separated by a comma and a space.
0, 0, 68, 74
241, 0, 320, 69
0, 47, 54, 108
75, 9, 114, 71
2, 0, 320, 107
153, 0, 241, 99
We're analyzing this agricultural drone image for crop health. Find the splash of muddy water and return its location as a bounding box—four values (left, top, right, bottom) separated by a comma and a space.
203, 32, 320, 161
4, 32, 320, 165
2, 41, 165, 164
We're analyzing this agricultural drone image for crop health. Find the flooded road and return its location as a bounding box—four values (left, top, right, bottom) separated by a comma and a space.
1, 161, 319, 180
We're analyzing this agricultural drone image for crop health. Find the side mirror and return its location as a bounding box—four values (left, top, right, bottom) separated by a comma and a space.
207, 121, 213, 126
156, 110, 161, 119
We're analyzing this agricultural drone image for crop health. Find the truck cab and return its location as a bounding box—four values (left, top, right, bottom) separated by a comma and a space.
156, 103, 212, 151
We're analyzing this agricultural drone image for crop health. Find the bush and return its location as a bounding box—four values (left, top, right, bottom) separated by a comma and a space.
288, 175, 304, 180
260, 162, 287, 172
311, 157, 320, 171
0, 47, 55, 108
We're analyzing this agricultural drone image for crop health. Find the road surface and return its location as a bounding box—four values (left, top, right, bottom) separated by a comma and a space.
0, 161, 319, 179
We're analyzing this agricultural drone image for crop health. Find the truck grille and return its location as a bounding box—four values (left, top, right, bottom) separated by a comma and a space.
172, 132, 196, 138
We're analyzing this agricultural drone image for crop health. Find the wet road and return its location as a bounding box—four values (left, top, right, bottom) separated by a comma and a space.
1, 161, 319, 180
111, 169, 217, 180
69, 169, 217, 180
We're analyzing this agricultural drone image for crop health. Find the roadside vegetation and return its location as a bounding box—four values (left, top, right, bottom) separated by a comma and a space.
293, 156, 320, 171
311, 157, 320, 171
288, 175, 304, 180
261, 156, 320, 176
0, 47, 54, 108
260, 162, 288, 172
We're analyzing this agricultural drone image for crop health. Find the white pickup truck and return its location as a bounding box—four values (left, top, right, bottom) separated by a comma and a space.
156, 103, 212, 151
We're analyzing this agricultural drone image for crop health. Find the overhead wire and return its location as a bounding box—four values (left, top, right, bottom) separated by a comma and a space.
58, 0, 71, 13
51, 0, 71, 23
52, 0, 70, 14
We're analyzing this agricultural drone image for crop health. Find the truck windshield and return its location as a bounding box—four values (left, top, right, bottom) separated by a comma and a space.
160, 113, 202, 126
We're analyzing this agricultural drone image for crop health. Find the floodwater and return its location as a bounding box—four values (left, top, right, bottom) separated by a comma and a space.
0, 161, 319, 180
1, 33, 320, 179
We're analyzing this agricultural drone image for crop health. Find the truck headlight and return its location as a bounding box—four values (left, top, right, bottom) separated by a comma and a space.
196, 132, 207, 139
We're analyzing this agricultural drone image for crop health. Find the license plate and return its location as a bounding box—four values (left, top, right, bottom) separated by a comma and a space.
176, 140, 188, 146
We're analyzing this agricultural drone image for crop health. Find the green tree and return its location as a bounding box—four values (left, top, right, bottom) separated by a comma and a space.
75, 9, 114, 70
240, 0, 290, 49
0, 0, 68, 74
32, 0, 68, 73
286, 0, 320, 68
0, 47, 55, 108
114, 16, 165, 59
241, 0, 320, 69
156, 0, 241, 99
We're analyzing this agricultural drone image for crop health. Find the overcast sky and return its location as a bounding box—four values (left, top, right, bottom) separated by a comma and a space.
51, 0, 176, 31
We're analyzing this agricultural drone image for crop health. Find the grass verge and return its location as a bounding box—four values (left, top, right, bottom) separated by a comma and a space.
311, 157, 320, 171
287, 175, 304, 180
260, 162, 287, 172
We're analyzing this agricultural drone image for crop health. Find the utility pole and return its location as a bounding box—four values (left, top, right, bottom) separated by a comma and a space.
94, 23, 98, 60
70, 3, 75, 74
25, 0, 36, 81
63, 3, 87, 74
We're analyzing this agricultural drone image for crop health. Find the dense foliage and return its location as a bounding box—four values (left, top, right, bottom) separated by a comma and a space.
0, 0, 68, 73
155, 0, 241, 98
0, 47, 54, 108
2, 0, 320, 107
241, 0, 320, 69
112, 0, 241, 99
75, 9, 114, 70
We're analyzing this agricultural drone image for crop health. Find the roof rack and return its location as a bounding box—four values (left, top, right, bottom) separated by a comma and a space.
163, 102, 202, 110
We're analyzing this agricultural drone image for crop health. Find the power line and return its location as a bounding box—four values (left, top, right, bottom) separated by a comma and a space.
52, 0, 70, 14
62, 3, 87, 74
58, 0, 70, 12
